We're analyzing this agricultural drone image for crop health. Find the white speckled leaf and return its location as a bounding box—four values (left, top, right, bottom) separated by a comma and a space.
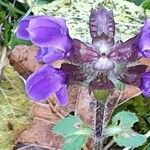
32, 0, 144, 42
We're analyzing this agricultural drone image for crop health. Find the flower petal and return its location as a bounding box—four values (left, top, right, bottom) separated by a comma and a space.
16, 16, 39, 40
138, 19, 150, 58
43, 48, 65, 63
27, 17, 72, 51
56, 85, 68, 106
16, 18, 30, 40
118, 65, 148, 86
36, 47, 65, 63
25, 64, 63, 101
28, 27, 71, 51
35, 47, 48, 62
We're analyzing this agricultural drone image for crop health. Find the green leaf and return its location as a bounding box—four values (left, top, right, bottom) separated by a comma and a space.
112, 111, 139, 129
63, 135, 87, 150
142, 0, 150, 10
8, 34, 32, 48
52, 116, 91, 150
0, 65, 32, 149
129, 0, 144, 6
52, 115, 82, 137
114, 130, 146, 148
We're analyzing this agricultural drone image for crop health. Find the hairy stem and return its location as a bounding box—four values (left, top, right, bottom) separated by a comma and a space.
93, 101, 105, 150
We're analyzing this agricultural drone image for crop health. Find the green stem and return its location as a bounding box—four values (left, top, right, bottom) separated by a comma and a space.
0, 1, 24, 15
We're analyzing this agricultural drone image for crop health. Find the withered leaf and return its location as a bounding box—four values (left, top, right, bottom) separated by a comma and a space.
104, 86, 141, 126
8, 45, 41, 78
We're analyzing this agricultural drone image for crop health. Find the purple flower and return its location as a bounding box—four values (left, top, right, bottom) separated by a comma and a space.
25, 64, 68, 106
136, 19, 150, 58
16, 15, 72, 52
139, 72, 150, 98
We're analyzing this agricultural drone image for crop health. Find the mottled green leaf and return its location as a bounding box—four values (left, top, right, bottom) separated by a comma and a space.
114, 130, 146, 148
31, 0, 144, 42
0, 65, 32, 149
112, 111, 138, 129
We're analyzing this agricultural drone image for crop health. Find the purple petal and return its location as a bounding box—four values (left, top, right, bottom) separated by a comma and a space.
108, 35, 139, 62
43, 50, 64, 63
16, 16, 39, 40
35, 47, 48, 62
48, 17, 68, 31
25, 64, 64, 101
119, 65, 148, 86
61, 63, 85, 81
35, 47, 65, 63
16, 18, 30, 40
89, 7, 115, 38
139, 72, 150, 98
28, 27, 71, 51
27, 17, 72, 51
71, 39, 99, 63
139, 20, 150, 58
56, 85, 68, 106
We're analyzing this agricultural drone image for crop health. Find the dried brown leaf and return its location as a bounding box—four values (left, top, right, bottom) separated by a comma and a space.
104, 85, 141, 126
75, 85, 93, 126
15, 118, 63, 149
8, 45, 41, 78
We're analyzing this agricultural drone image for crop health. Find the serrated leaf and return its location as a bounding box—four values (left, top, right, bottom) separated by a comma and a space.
112, 111, 138, 129
0, 65, 32, 149
114, 130, 146, 148
52, 116, 91, 150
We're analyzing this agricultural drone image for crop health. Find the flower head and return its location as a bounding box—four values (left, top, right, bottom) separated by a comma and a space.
16, 15, 72, 52
139, 72, 150, 98
25, 64, 68, 106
